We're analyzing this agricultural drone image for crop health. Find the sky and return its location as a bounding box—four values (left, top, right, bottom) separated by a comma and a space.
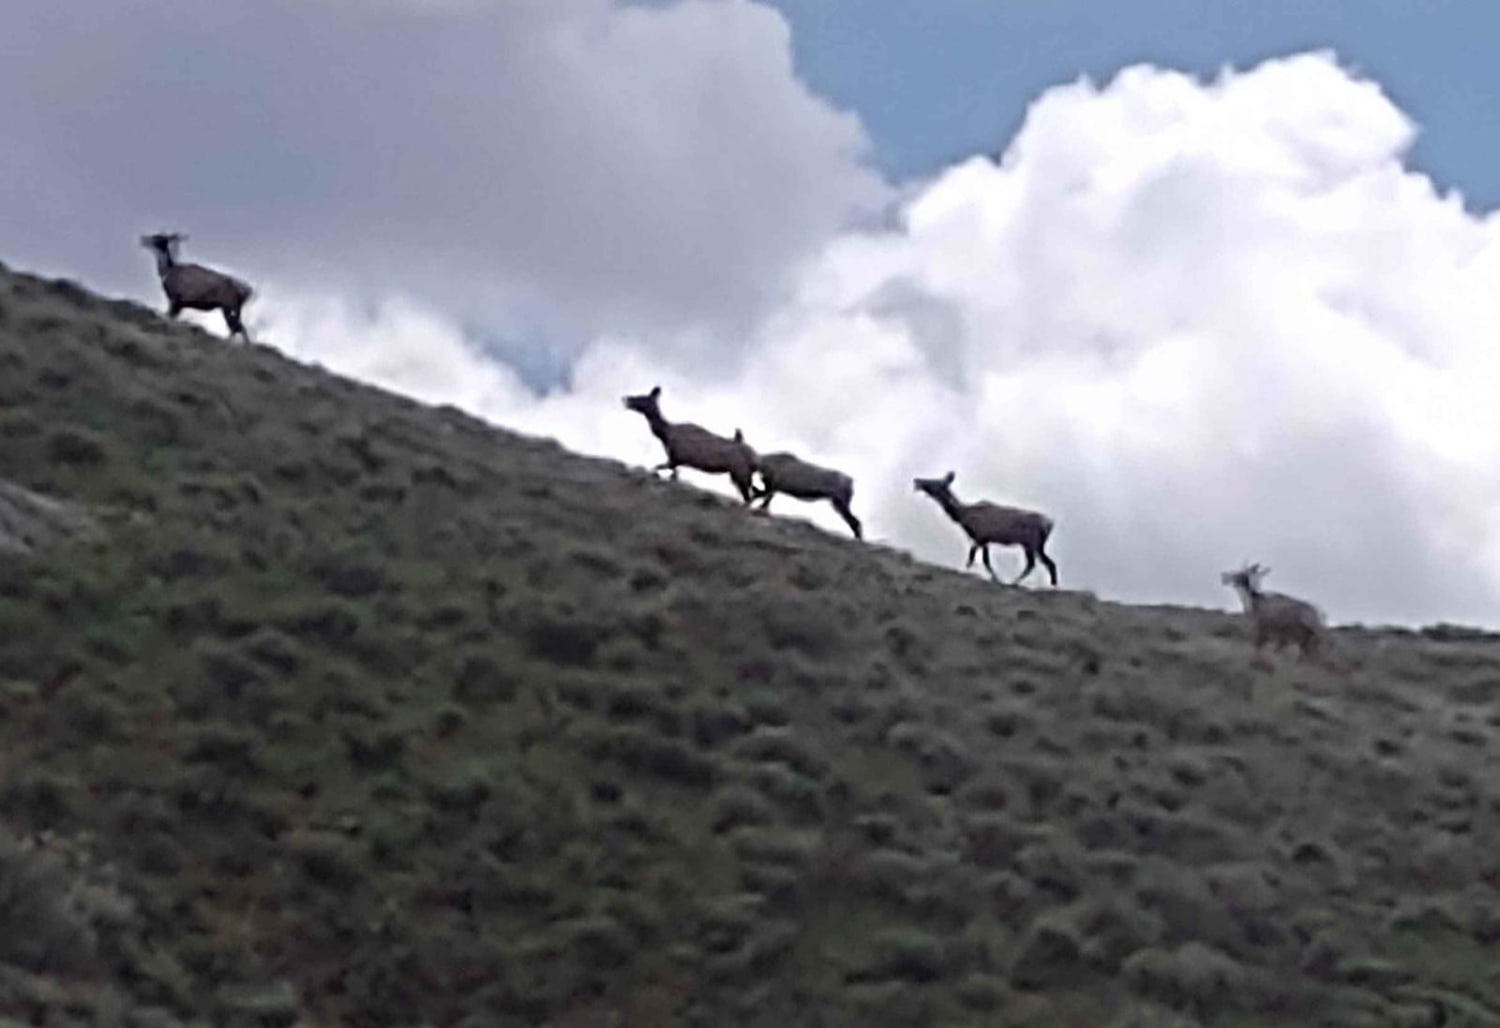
763, 0, 1500, 209
3, 0, 1500, 627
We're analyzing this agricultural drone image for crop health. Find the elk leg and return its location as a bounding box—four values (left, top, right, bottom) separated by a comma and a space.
758, 488, 775, 511
980, 545, 1001, 583
1013, 546, 1037, 585
832, 498, 862, 540
224, 306, 248, 340
966, 543, 980, 568
1037, 545, 1059, 587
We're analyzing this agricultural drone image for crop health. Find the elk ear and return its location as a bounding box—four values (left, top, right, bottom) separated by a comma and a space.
943, 471, 955, 486
649, 385, 661, 400
733, 429, 744, 442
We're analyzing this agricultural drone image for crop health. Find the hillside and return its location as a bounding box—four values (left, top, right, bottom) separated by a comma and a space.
0, 260, 1498, 1028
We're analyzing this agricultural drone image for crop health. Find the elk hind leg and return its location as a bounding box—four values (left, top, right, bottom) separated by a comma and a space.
1036, 542, 1059, 587
1012, 546, 1038, 585
832, 497, 862, 540
224, 305, 248, 341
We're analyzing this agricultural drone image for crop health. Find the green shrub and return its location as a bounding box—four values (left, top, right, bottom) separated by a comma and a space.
727, 826, 819, 870
578, 725, 717, 788
342, 725, 408, 771
518, 603, 606, 667
709, 785, 776, 834
956, 972, 1008, 1011
743, 764, 824, 822
704, 918, 800, 981
886, 721, 973, 793
866, 927, 949, 983
1066, 896, 1164, 973
284, 829, 366, 892
730, 727, 830, 780
689, 701, 751, 748
46, 424, 108, 466
1010, 916, 1085, 990
847, 849, 928, 906
451, 648, 518, 706
1122, 942, 1252, 1013
275, 596, 366, 647
754, 593, 843, 659
1133, 857, 1240, 953
242, 627, 303, 674
0, 828, 132, 973
182, 722, 262, 777
2, 768, 81, 826
696, 893, 764, 955
195, 638, 264, 694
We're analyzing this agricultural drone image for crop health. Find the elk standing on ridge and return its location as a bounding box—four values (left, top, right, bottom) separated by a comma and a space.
622, 386, 756, 503
140, 232, 255, 341
752, 451, 862, 540
913, 471, 1058, 586
1220, 562, 1327, 661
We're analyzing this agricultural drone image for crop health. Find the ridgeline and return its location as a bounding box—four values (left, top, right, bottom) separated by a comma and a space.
1, 262, 1498, 1027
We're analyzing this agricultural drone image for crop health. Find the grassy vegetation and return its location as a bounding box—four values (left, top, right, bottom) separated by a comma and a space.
1, 260, 1499, 1026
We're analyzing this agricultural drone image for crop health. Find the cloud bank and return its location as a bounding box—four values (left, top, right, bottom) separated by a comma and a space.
4, 0, 1499, 627
0, 0, 885, 351
267, 51, 1500, 627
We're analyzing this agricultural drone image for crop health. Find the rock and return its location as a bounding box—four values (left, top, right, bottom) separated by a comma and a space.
0, 479, 96, 554
216, 980, 299, 1027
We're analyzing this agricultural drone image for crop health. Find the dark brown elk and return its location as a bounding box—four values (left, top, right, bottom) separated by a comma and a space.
622, 386, 756, 503
913, 470, 1057, 586
140, 232, 255, 341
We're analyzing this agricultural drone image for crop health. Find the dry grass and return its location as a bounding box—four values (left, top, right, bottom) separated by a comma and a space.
0, 260, 1499, 1025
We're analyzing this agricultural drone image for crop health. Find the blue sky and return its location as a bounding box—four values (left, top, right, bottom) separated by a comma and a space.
765, 0, 1500, 209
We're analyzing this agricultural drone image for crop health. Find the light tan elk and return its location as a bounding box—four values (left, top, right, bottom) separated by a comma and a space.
752, 451, 862, 540
913, 471, 1057, 586
1220, 562, 1327, 660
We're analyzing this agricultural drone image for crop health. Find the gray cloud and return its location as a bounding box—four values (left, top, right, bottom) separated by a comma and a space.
0, 0, 887, 347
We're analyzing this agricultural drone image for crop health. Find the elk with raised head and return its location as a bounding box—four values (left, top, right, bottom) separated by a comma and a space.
622, 386, 756, 503
1220, 562, 1327, 660
140, 232, 255, 341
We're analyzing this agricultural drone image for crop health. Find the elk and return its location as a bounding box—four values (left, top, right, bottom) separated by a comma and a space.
913, 470, 1057, 586
139, 232, 255, 341
1220, 562, 1327, 661
622, 386, 756, 503
752, 451, 862, 540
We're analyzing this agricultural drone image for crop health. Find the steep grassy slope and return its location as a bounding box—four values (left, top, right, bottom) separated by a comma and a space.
1, 261, 1499, 1027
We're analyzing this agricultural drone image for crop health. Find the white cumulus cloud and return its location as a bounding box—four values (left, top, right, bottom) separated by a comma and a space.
253, 50, 1500, 628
